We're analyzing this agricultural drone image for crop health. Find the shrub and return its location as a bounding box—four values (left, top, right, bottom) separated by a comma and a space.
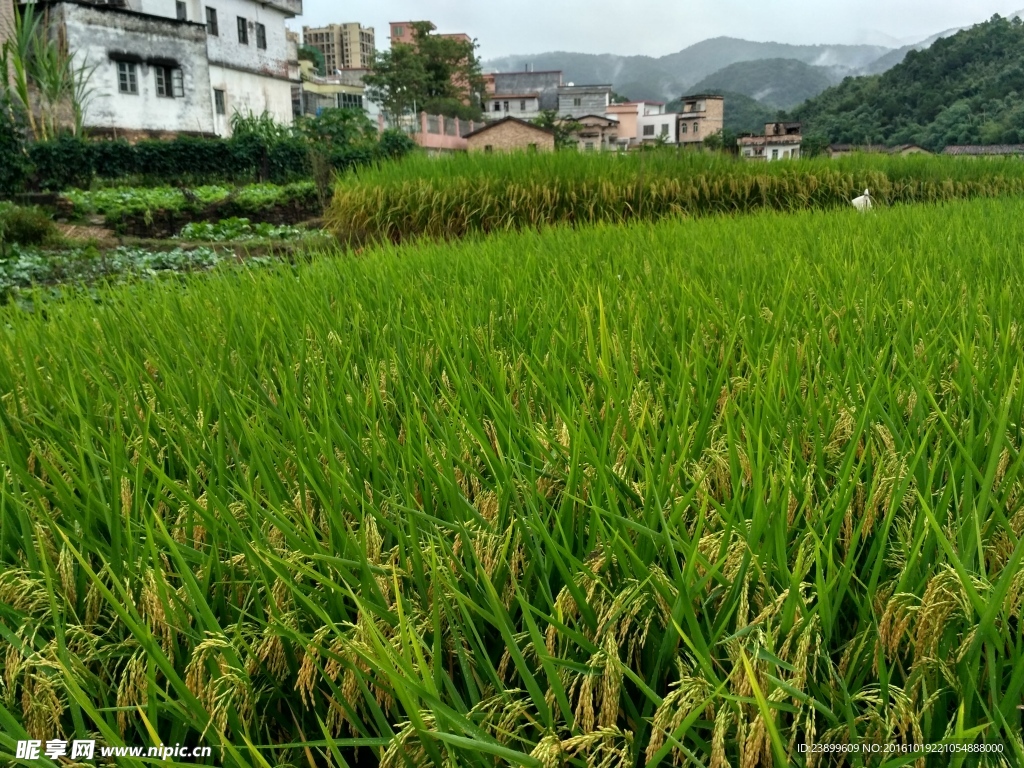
376, 129, 418, 159
0, 99, 31, 195
91, 139, 137, 179
28, 135, 95, 190
0, 204, 58, 245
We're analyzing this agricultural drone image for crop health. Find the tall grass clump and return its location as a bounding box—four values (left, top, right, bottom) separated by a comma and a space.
328, 150, 1024, 244
1, 198, 1024, 766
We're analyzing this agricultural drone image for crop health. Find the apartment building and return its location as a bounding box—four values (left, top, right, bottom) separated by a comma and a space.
302, 22, 375, 73
40, 0, 301, 138
677, 94, 724, 145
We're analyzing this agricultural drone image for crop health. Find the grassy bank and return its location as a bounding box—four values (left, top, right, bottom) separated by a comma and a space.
327, 150, 1024, 245
1, 198, 1023, 766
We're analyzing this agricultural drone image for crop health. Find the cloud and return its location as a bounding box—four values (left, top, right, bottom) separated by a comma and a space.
291, 0, 1021, 59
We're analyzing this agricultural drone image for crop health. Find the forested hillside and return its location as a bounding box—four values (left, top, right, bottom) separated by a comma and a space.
687, 58, 840, 109
792, 15, 1024, 150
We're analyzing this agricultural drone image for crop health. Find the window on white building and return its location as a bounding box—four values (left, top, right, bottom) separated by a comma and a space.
573, 97, 582, 107
116, 61, 138, 94
256, 23, 267, 49
660, 123, 669, 136
642, 124, 655, 136
520, 100, 526, 111
237, 16, 248, 44
214, 89, 226, 114
772, 149, 779, 159
338, 93, 363, 110
493, 102, 500, 112
176, 1, 186, 20
205, 7, 218, 35
503, 101, 509, 112
585, 142, 595, 151
155, 66, 184, 98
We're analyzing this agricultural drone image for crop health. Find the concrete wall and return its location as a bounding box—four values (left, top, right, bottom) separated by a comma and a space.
1, 0, 14, 83
60, 3, 215, 136
486, 96, 540, 121
557, 87, 611, 118
201, 0, 299, 131
468, 121, 554, 153
637, 113, 676, 144
493, 71, 562, 111
203, 0, 294, 81
209, 64, 292, 134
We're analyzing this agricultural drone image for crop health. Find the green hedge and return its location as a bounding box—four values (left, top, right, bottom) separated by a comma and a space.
1, 129, 417, 194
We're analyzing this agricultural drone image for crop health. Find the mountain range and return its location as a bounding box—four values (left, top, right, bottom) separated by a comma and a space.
483, 12, 1024, 110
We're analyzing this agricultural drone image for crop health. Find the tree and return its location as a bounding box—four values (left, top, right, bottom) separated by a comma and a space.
364, 21, 484, 121
532, 110, 582, 151
297, 45, 325, 76
702, 128, 738, 154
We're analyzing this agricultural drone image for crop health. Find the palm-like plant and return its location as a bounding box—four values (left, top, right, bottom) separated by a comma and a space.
0, 2, 93, 140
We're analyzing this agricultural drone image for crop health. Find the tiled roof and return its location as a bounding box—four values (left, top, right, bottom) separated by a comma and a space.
942, 145, 1024, 156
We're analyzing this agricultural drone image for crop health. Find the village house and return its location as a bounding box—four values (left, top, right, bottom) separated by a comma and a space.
942, 145, 1024, 157
739, 121, 803, 160
301, 22, 374, 73
606, 101, 668, 147
567, 114, 618, 151
29, 0, 301, 139
557, 83, 612, 119
464, 116, 554, 153
486, 92, 542, 121
486, 70, 561, 110
677, 94, 724, 145
829, 143, 930, 158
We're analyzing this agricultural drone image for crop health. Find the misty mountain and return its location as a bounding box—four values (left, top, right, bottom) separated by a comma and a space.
792, 15, 1024, 151
483, 38, 889, 102
686, 58, 842, 110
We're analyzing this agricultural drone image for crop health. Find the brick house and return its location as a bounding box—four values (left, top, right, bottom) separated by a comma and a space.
677, 94, 724, 145
464, 116, 554, 153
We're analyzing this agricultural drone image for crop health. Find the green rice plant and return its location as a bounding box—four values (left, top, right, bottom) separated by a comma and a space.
327, 150, 1024, 245
1, 198, 1024, 767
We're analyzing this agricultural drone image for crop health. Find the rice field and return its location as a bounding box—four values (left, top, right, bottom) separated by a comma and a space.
2, 196, 1024, 767
329, 151, 1024, 244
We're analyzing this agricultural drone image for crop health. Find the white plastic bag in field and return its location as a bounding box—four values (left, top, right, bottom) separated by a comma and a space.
852, 189, 873, 211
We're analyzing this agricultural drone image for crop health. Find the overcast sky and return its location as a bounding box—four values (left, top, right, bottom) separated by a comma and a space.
290, 1, 1022, 60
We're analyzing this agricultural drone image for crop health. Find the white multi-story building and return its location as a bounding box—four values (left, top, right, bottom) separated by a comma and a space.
35, 0, 301, 138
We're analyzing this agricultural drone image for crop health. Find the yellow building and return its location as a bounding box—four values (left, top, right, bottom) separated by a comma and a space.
302, 22, 375, 73
292, 60, 367, 118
